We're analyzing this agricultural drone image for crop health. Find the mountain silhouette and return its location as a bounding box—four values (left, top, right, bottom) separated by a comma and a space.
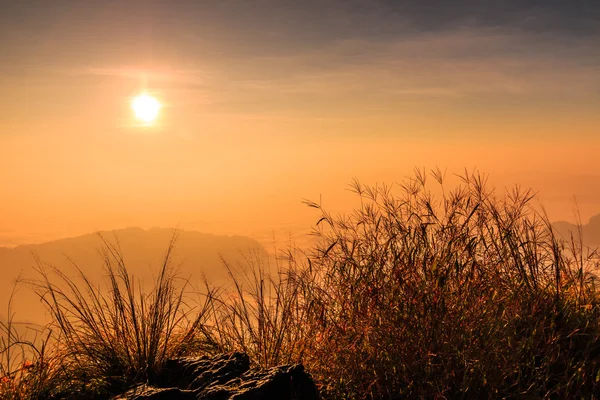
0, 227, 266, 329
553, 213, 600, 249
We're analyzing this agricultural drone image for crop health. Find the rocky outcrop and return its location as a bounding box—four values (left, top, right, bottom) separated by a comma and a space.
113, 352, 319, 400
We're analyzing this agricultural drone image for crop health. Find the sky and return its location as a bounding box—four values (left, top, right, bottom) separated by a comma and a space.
1, 0, 599, 247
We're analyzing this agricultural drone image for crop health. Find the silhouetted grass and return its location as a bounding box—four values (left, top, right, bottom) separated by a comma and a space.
296, 169, 600, 398
0, 283, 62, 400
29, 233, 213, 397
201, 248, 311, 368
2, 169, 600, 399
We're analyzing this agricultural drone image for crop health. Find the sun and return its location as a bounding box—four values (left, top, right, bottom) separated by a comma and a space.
131, 93, 161, 125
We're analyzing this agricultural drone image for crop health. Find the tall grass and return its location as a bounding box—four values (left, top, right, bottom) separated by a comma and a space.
191, 169, 600, 398
1, 283, 60, 400
31, 233, 214, 396
202, 248, 311, 368
297, 169, 600, 398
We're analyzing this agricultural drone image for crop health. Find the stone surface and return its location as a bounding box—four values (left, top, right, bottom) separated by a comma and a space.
114, 385, 196, 400
113, 352, 319, 400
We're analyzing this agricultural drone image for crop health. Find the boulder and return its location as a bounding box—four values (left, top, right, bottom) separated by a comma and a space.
113, 352, 319, 400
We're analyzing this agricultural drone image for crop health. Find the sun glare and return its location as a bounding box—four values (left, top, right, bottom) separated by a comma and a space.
131, 93, 161, 125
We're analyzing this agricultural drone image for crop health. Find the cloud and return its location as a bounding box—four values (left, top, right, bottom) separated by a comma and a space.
54, 66, 211, 88
21, 3, 600, 118
192, 28, 600, 112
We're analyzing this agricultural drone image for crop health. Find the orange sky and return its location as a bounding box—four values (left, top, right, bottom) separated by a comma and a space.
1, 1, 599, 247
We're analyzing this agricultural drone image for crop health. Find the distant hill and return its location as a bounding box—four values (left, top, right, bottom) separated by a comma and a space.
553, 214, 600, 249
0, 227, 266, 328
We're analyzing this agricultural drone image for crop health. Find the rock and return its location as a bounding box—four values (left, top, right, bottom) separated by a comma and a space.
200, 364, 319, 400
113, 352, 319, 400
114, 385, 196, 400
159, 352, 251, 391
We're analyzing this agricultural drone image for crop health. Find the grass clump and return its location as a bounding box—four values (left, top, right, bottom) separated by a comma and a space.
29, 233, 213, 397
297, 169, 600, 398
1, 283, 62, 400
202, 249, 311, 369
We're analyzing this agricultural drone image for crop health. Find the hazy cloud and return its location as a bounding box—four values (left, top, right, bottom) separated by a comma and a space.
160, 28, 600, 115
